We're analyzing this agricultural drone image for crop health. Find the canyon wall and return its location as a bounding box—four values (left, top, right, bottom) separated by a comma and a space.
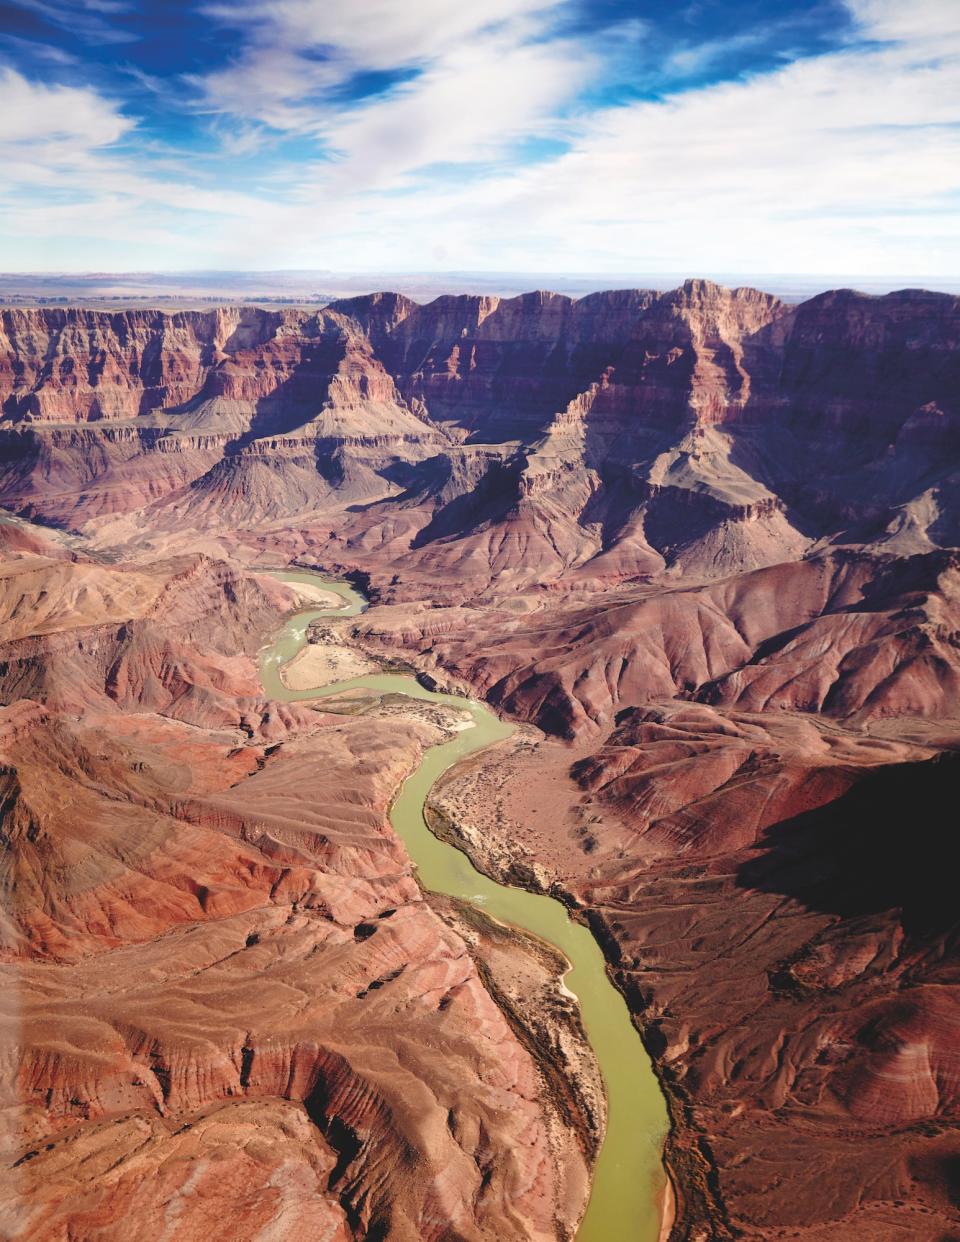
0, 281, 958, 1241
1, 282, 957, 579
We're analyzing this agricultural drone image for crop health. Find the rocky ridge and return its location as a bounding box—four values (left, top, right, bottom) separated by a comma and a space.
0, 282, 956, 587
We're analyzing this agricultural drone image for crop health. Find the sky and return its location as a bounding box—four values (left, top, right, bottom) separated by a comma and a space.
0, 0, 958, 278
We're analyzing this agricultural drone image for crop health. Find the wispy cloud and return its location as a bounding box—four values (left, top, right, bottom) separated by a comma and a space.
396, 0, 960, 276
199, 0, 564, 75
187, 0, 584, 159
316, 32, 589, 191
0, 33, 78, 65
0, 0, 957, 277
5, 0, 137, 44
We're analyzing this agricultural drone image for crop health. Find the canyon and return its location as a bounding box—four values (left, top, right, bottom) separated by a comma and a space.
0, 279, 957, 1240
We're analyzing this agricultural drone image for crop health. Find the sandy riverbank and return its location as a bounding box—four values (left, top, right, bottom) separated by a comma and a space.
287, 582, 349, 608
279, 641, 379, 689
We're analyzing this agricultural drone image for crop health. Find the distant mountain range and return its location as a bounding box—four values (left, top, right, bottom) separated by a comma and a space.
3, 269, 960, 308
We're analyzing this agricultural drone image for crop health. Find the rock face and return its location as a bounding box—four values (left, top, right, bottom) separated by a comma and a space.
0, 281, 958, 1241
352, 547, 960, 738
1, 282, 957, 582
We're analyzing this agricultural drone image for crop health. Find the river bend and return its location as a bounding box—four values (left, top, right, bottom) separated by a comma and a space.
260, 571, 668, 1241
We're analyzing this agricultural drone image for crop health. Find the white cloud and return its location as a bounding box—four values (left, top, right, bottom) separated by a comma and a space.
318, 33, 588, 191
187, 48, 344, 133
0, 67, 130, 148
191, 0, 571, 135
1, 0, 959, 278
0, 68, 293, 269
308, 0, 960, 277
663, 29, 773, 79
845, 0, 960, 48
237, 0, 956, 277
186, 0, 588, 198
201, 0, 560, 73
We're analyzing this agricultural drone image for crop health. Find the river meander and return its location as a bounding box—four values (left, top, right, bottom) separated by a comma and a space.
260, 570, 668, 1241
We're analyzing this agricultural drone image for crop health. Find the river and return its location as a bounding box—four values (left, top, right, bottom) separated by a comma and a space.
260, 570, 669, 1241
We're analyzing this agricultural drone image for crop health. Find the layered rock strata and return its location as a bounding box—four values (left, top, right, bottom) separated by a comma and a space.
1, 280, 959, 1240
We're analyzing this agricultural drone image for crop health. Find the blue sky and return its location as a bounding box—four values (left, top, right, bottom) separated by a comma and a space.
0, 0, 958, 276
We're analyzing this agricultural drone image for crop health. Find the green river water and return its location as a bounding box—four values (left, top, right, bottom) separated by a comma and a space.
260, 571, 669, 1241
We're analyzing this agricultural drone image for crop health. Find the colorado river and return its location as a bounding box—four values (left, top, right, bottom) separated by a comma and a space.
261, 570, 669, 1241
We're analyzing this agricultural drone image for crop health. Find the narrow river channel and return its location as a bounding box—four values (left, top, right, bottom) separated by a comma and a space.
260, 570, 669, 1241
